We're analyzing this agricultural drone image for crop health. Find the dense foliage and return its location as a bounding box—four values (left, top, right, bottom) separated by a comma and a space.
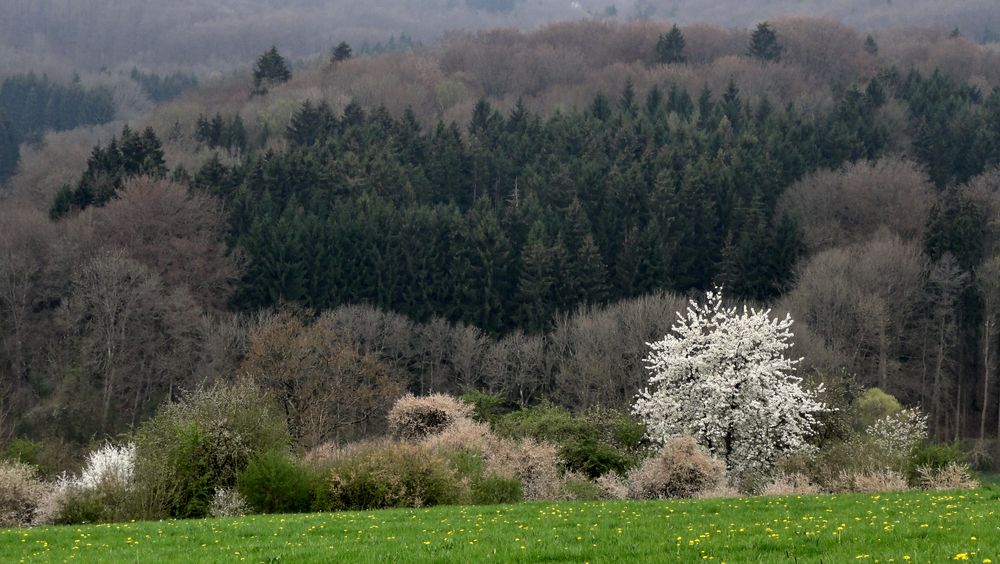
159, 68, 998, 337
187, 82, 891, 333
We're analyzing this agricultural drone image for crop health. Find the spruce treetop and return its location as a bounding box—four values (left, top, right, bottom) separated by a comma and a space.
254, 46, 292, 91
748, 22, 783, 62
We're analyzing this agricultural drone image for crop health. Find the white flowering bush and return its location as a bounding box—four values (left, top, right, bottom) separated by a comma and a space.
77, 443, 136, 491
32, 443, 136, 525
866, 408, 928, 456
209, 488, 249, 518
633, 290, 826, 487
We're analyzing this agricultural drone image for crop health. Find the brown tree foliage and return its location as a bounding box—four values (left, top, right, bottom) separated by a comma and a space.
779, 235, 926, 397
777, 158, 935, 251
91, 177, 238, 312
241, 312, 406, 448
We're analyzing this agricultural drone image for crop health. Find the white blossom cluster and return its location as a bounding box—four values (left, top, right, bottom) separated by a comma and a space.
633, 290, 827, 482
32, 442, 137, 525
866, 407, 928, 455
76, 442, 136, 491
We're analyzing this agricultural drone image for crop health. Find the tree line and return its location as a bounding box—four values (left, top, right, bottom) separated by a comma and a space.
182, 78, 889, 334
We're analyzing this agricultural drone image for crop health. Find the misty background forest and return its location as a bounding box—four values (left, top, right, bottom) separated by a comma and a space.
2, 0, 1000, 490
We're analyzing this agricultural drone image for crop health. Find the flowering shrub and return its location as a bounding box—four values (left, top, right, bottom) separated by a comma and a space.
483, 437, 564, 501
0, 461, 45, 528
763, 473, 820, 496
866, 408, 928, 456
32, 475, 75, 525
634, 290, 826, 487
831, 469, 908, 493
208, 488, 249, 518
596, 473, 629, 500
326, 441, 463, 510
30, 443, 136, 526
77, 443, 136, 491
388, 394, 474, 440
916, 462, 979, 490
625, 437, 725, 499
420, 418, 494, 454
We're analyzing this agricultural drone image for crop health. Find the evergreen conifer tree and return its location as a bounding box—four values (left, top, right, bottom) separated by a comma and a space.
253, 46, 292, 92
331, 42, 353, 63
656, 24, 686, 64
0, 113, 18, 184
748, 22, 783, 62
864, 34, 879, 55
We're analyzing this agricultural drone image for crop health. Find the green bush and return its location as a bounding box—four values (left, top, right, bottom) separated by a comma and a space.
470, 475, 523, 505
238, 452, 317, 514
563, 476, 604, 501
442, 448, 486, 483
559, 437, 630, 479
49, 488, 106, 525
907, 443, 964, 484
498, 403, 595, 444
326, 442, 463, 511
130, 382, 291, 519
497, 404, 643, 477
807, 436, 900, 489
461, 391, 509, 425
2, 438, 69, 479
852, 388, 902, 432
0, 461, 45, 527
607, 417, 647, 452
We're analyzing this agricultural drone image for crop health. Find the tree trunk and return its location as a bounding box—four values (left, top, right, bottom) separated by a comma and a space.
981, 316, 992, 441
878, 320, 889, 390
932, 319, 946, 440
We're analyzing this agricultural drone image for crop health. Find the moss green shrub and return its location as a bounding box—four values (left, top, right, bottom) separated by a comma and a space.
496, 403, 643, 477
326, 441, 463, 510
460, 391, 509, 425
470, 475, 523, 505
852, 388, 902, 431
562, 474, 604, 501
559, 437, 630, 478
906, 442, 964, 484
238, 452, 317, 514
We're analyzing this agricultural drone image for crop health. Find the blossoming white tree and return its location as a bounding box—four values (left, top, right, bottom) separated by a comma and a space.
866, 407, 928, 456
633, 290, 826, 484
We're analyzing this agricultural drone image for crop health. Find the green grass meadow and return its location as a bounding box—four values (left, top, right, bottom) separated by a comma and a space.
2, 489, 998, 563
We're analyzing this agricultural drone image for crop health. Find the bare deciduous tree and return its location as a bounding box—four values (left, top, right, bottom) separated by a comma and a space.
778, 158, 934, 251
63, 249, 162, 431
242, 312, 406, 447
92, 177, 238, 312
781, 234, 925, 397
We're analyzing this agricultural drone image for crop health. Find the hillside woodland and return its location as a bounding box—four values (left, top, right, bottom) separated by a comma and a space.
2, 0, 999, 72
0, 16, 999, 524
